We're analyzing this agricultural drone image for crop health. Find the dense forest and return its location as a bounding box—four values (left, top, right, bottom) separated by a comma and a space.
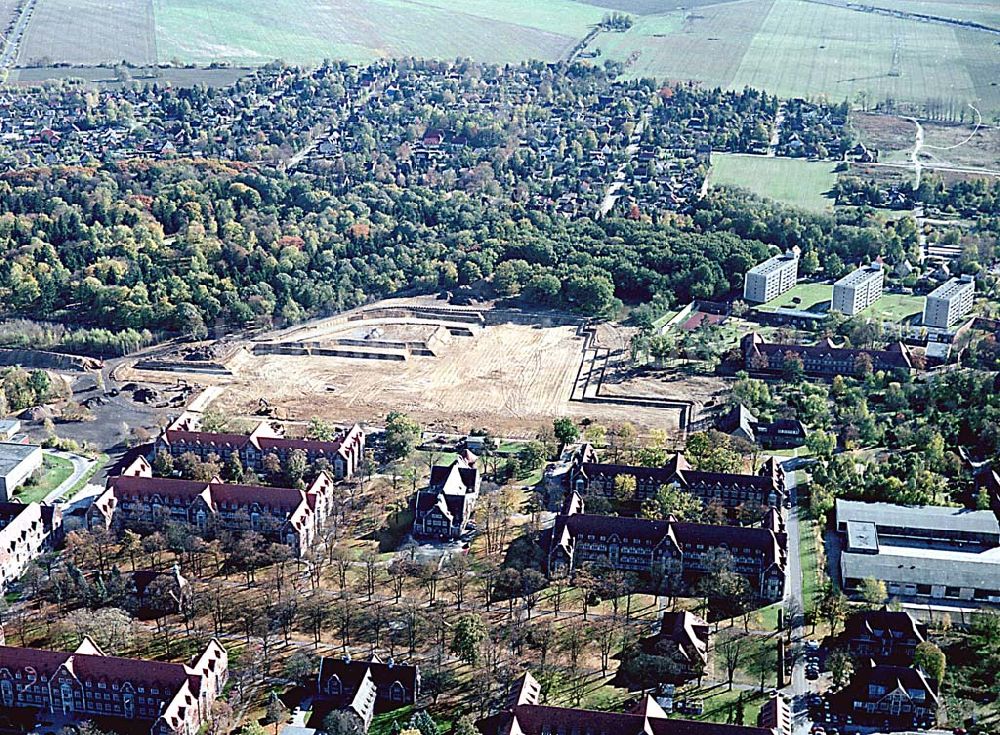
0, 160, 945, 340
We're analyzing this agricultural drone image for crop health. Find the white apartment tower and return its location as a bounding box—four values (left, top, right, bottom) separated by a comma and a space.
832, 262, 885, 316
743, 247, 800, 303
923, 275, 975, 329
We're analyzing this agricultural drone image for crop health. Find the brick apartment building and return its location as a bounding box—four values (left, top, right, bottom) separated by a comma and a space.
156, 412, 365, 480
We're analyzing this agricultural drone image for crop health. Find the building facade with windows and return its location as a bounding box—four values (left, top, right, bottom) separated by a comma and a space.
0, 501, 62, 592
412, 457, 480, 539
743, 249, 800, 304
742, 333, 913, 378
548, 493, 786, 602
156, 412, 365, 480
565, 446, 786, 511
0, 637, 227, 735
832, 263, 884, 316
316, 654, 419, 731
923, 275, 975, 329
836, 499, 1000, 604
87, 463, 335, 557
0, 441, 43, 502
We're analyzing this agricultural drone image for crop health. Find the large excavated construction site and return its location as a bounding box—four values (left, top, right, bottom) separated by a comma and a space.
116, 298, 725, 436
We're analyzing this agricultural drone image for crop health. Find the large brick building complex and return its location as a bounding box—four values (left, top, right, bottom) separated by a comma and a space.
87, 459, 335, 557
156, 413, 365, 480
548, 493, 787, 602
0, 637, 227, 735
742, 333, 913, 378
565, 444, 786, 511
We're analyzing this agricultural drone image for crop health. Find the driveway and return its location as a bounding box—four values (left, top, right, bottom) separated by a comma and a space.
42, 449, 96, 503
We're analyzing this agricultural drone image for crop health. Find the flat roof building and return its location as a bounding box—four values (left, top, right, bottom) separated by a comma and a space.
0, 442, 43, 502
835, 499, 1000, 605
0, 419, 19, 441
923, 275, 974, 329
832, 263, 884, 316
743, 248, 800, 304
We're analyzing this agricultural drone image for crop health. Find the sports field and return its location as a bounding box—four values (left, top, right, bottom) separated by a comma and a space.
709, 154, 839, 213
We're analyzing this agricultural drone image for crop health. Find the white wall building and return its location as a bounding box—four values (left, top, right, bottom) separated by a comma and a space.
0, 501, 62, 591
832, 263, 885, 316
743, 248, 800, 303
923, 275, 975, 329
0, 442, 43, 502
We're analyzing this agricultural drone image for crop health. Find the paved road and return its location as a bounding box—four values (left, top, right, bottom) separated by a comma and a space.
778, 460, 814, 735
0, 0, 37, 69
598, 111, 648, 217
767, 103, 786, 157
41, 450, 96, 504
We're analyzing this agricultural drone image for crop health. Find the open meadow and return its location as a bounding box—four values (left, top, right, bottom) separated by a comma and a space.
709, 153, 839, 212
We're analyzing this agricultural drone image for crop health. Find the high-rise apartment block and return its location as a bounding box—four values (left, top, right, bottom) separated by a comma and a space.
743, 248, 800, 303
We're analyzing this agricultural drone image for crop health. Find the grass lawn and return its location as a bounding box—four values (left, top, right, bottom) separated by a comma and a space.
696, 686, 767, 726
758, 282, 833, 313
799, 513, 822, 610
13, 455, 74, 504
859, 292, 925, 323
710, 154, 839, 213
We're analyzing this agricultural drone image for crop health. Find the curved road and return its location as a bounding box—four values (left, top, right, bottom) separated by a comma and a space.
42, 449, 96, 504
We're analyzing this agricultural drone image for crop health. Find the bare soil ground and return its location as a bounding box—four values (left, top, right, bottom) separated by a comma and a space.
852, 112, 918, 161
918, 120, 1000, 171
120, 301, 709, 436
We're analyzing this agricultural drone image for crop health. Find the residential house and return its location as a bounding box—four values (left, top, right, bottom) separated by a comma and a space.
830, 661, 939, 731
0, 637, 227, 735
412, 457, 480, 540
841, 608, 926, 664
315, 654, 419, 732
476, 672, 779, 735
716, 404, 807, 450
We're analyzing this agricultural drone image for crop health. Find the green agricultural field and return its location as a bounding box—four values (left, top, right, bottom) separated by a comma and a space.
16, 0, 998, 116
758, 282, 834, 313
599, 0, 999, 117
153, 0, 605, 66
709, 154, 839, 213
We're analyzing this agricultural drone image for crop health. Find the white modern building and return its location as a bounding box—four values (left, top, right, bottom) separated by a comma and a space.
923, 275, 975, 329
0, 442, 43, 502
836, 499, 1000, 604
832, 262, 884, 316
743, 248, 800, 303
